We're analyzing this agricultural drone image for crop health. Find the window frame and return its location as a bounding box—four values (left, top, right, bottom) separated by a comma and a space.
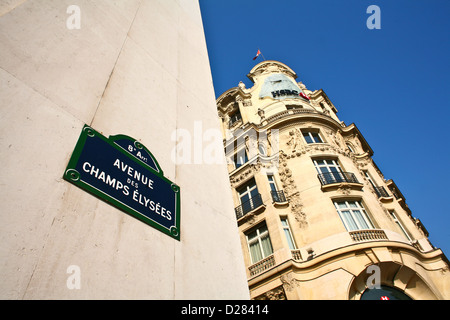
229, 110, 242, 126
245, 223, 274, 264
333, 200, 375, 231
267, 174, 278, 192
389, 210, 412, 242
233, 148, 248, 169
280, 216, 297, 250
302, 130, 324, 144
236, 178, 261, 214
313, 158, 346, 184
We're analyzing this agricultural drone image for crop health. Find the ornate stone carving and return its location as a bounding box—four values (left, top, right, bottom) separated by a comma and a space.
278, 152, 308, 228
287, 128, 302, 152
337, 185, 352, 195
254, 286, 287, 300
243, 99, 252, 107
280, 273, 298, 292
257, 108, 265, 121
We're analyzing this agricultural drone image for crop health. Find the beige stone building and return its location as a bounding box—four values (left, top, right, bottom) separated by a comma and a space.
216, 60, 450, 300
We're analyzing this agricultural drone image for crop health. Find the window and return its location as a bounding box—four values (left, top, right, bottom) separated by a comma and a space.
346, 143, 355, 153
233, 149, 248, 169
363, 171, 377, 189
361, 285, 412, 300
281, 217, 296, 250
334, 200, 375, 231
267, 174, 277, 192
246, 223, 273, 264
314, 159, 345, 184
302, 130, 323, 144
389, 210, 412, 241
267, 174, 286, 202
237, 178, 262, 215
364, 170, 389, 197
229, 110, 242, 126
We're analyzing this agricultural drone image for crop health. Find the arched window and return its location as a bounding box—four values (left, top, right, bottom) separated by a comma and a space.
361, 285, 412, 300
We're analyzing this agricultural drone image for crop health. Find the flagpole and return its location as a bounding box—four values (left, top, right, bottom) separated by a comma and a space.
259, 48, 266, 61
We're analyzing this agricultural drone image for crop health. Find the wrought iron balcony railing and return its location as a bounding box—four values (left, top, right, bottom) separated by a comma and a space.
235, 193, 264, 219
317, 171, 360, 186
271, 190, 287, 203
374, 186, 390, 198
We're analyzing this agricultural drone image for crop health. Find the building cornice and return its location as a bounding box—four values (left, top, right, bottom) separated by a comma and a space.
247, 60, 297, 83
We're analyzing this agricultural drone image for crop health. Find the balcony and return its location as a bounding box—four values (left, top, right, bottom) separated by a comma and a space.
248, 255, 275, 277
271, 190, 287, 203
349, 229, 388, 242
373, 186, 392, 200
317, 171, 360, 186
235, 193, 264, 220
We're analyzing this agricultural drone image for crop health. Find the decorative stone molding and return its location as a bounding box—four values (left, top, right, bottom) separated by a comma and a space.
254, 285, 287, 300
278, 152, 308, 228
243, 99, 252, 107
280, 273, 299, 292
247, 61, 297, 82
229, 158, 275, 187
337, 184, 352, 195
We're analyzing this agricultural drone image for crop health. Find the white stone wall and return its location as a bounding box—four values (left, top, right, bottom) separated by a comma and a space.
0, 0, 249, 299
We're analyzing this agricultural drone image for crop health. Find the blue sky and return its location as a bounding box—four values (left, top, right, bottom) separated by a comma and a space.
199, 0, 450, 256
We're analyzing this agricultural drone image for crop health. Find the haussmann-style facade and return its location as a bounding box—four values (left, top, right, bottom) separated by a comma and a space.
216, 60, 450, 300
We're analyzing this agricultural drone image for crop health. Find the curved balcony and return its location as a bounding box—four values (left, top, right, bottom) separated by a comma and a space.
317, 171, 360, 185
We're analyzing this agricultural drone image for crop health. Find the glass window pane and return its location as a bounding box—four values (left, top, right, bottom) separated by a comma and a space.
259, 224, 268, 233
247, 230, 258, 241
239, 193, 249, 203
250, 188, 259, 198
312, 132, 322, 143
249, 242, 263, 263
353, 210, 370, 229
326, 159, 336, 166
337, 202, 348, 209
303, 133, 313, 144
320, 167, 329, 174
284, 229, 296, 250
260, 235, 273, 257
341, 210, 358, 231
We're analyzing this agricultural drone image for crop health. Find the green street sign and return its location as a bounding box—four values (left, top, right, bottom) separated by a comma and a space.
63, 125, 181, 240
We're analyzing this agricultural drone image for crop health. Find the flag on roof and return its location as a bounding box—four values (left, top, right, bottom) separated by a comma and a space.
253, 49, 261, 60
299, 92, 310, 100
